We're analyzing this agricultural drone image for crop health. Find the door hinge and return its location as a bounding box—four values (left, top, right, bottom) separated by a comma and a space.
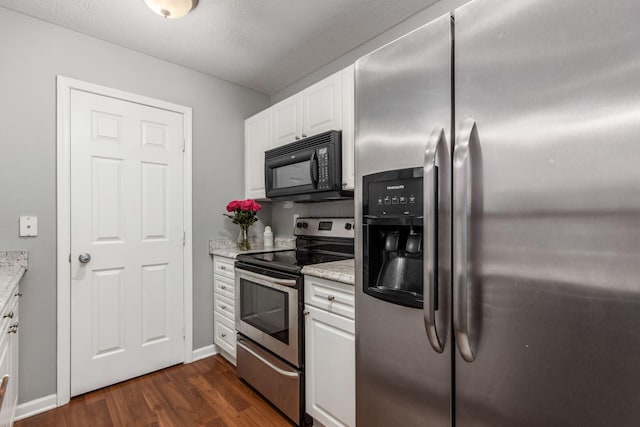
182, 231, 186, 246
68, 253, 71, 263
181, 140, 186, 152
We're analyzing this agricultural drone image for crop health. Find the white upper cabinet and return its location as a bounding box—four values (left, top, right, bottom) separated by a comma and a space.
244, 64, 356, 199
271, 94, 303, 147
302, 70, 343, 139
244, 109, 271, 200
272, 68, 350, 149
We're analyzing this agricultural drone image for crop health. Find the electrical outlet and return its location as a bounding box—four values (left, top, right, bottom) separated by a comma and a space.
19, 216, 38, 237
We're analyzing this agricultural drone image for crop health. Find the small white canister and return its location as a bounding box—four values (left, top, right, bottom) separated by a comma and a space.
263, 225, 274, 247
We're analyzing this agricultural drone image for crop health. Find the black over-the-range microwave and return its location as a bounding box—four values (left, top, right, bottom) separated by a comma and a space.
264, 130, 353, 202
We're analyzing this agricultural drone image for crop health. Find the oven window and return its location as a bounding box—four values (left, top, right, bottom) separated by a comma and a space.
240, 279, 289, 344
272, 161, 312, 189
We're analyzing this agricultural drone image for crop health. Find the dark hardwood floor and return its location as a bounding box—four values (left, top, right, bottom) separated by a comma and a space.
16, 355, 294, 427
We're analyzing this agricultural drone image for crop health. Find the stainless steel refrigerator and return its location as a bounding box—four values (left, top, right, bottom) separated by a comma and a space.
355, 0, 640, 426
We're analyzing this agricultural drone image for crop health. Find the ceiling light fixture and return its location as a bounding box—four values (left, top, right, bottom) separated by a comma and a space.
144, 0, 199, 19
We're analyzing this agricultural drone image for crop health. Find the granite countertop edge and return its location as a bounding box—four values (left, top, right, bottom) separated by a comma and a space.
0, 251, 28, 312
301, 259, 355, 286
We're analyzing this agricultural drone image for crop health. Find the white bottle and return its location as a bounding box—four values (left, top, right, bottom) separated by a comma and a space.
263, 226, 274, 247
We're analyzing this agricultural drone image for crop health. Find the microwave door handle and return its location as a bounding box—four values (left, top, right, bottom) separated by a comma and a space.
309, 150, 319, 188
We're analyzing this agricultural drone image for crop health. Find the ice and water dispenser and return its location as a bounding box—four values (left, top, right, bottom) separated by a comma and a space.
363, 167, 426, 308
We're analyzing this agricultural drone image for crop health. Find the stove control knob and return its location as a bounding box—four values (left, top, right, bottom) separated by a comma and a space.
345, 223, 353, 230
296, 222, 303, 228
302, 222, 308, 229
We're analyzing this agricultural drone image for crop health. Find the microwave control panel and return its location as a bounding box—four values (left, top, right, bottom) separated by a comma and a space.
318, 147, 330, 190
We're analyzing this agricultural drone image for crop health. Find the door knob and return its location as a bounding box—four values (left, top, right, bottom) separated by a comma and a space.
78, 253, 92, 264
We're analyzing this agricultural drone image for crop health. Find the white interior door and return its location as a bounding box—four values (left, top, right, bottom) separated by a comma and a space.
69, 89, 185, 396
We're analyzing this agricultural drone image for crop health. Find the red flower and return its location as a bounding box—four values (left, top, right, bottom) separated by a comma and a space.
223, 199, 262, 228
226, 200, 241, 212
240, 199, 261, 212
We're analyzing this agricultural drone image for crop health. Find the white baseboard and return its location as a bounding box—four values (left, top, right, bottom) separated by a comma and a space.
192, 344, 218, 361
15, 394, 57, 421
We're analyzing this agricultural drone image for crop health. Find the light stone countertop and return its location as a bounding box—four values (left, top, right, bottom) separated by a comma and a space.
209, 237, 295, 259
0, 251, 28, 313
302, 258, 355, 285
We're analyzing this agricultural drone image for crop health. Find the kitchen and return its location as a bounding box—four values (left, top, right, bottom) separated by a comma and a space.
2, 0, 640, 426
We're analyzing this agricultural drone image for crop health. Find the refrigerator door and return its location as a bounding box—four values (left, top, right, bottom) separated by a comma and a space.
355, 14, 452, 427
454, 0, 640, 425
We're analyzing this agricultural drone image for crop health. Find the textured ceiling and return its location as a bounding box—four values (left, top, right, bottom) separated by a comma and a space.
0, 0, 438, 94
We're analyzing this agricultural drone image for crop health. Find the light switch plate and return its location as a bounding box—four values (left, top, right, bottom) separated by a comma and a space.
19, 216, 38, 237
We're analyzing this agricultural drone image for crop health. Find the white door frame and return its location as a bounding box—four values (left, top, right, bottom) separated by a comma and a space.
56, 76, 193, 406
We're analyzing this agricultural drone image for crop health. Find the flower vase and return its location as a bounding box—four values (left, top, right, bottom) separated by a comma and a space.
237, 225, 251, 251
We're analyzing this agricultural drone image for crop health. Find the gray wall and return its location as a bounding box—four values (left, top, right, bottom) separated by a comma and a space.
271, 0, 470, 103
0, 7, 269, 403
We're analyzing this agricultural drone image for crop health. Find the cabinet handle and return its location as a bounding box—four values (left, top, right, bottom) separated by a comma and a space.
221, 333, 227, 338
220, 266, 227, 270
303, 310, 310, 316
327, 295, 336, 302
220, 285, 226, 290
301, 133, 307, 138
7, 322, 18, 334
14, 292, 22, 298
220, 305, 227, 310
295, 136, 301, 140
2, 312, 13, 319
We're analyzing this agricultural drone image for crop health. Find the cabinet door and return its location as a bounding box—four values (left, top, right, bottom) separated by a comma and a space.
0, 328, 9, 427
302, 71, 343, 138
305, 305, 355, 427
341, 65, 355, 190
214, 314, 237, 361
271, 94, 302, 147
8, 295, 18, 424
244, 110, 271, 199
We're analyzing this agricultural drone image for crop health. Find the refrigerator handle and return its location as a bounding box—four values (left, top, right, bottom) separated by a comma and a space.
453, 118, 477, 362
423, 128, 445, 353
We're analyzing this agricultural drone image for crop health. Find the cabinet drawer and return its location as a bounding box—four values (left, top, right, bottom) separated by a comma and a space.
305, 276, 355, 320
214, 315, 236, 359
214, 293, 235, 322
213, 256, 235, 279
214, 275, 235, 300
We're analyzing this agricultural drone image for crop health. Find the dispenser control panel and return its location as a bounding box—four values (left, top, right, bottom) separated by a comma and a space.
364, 167, 423, 218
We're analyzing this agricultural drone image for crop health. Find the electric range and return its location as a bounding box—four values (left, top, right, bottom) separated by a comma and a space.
234, 217, 354, 426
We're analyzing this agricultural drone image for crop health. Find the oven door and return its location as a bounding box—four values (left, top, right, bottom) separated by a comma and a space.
265, 146, 319, 198
235, 266, 300, 366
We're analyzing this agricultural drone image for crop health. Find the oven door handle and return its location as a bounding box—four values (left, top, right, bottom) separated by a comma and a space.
237, 269, 299, 288
237, 340, 299, 378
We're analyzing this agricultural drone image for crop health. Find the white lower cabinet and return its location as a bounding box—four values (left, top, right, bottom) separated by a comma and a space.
213, 256, 237, 365
304, 276, 355, 427
0, 283, 19, 427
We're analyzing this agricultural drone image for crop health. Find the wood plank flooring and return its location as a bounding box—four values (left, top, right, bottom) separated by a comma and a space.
16, 355, 294, 427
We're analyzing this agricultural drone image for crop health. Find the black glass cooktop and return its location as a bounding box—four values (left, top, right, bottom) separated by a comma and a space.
237, 250, 351, 273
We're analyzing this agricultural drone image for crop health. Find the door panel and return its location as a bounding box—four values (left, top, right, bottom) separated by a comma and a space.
303, 71, 342, 137
244, 109, 271, 199
355, 14, 452, 427
305, 305, 355, 427
454, 0, 640, 425
272, 95, 302, 146
70, 90, 184, 396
